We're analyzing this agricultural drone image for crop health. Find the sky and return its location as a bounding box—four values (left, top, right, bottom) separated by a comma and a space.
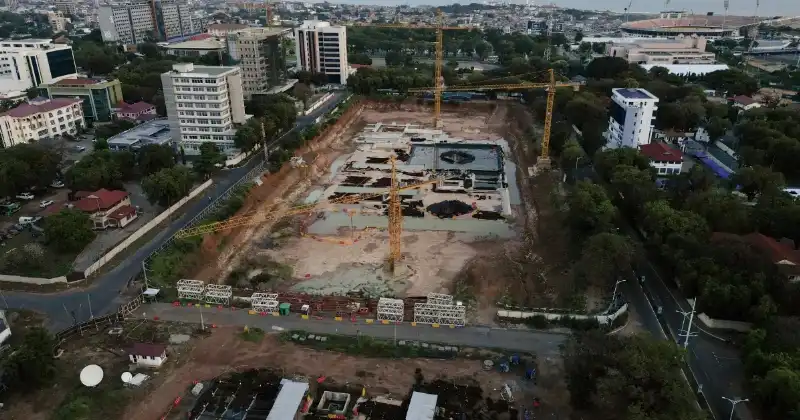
333, 0, 800, 18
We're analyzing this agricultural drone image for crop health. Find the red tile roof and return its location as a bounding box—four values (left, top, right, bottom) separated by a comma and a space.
108, 205, 136, 220
732, 95, 757, 106
73, 189, 129, 212
639, 142, 683, 163
3, 98, 81, 118
53, 78, 103, 86
128, 343, 167, 358
712, 232, 800, 265
118, 101, 155, 114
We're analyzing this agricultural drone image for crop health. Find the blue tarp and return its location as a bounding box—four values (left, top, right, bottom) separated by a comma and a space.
688, 151, 732, 180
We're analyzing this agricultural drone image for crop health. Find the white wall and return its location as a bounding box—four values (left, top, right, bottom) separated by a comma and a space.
497, 303, 628, 326
129, 354, 166, 367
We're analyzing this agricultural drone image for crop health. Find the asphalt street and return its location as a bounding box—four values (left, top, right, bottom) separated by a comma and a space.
0, 92, 349, 331
621, 231, 753, 420
141, 302, 567, 357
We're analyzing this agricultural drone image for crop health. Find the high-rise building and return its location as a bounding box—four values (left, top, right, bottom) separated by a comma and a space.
54, 0, 76, 15
604, 88, 659, 149
98, 0, 196, 45
161, 63, 248, 155
0, 98, 84, 148
226, 27, 290, 98
294, 20, 348, 84
0, 39, 78, 98
47, 11, 70, 33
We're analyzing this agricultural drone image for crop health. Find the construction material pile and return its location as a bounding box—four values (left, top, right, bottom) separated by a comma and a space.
427, 200, 473, 218
440, 150, 475, 165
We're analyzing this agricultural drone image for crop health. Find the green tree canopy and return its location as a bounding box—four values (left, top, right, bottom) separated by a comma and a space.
44, 209, 95, 253
137, 144, 175, 176
141, 166, 194, 206
193, 142, 225, 179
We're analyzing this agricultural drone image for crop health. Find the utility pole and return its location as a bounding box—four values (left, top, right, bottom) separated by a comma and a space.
722, 396, 748, 420
607, 279, 626, 313
141, 261, 149, 289
681, 298, 698, 349
261, 121, 269, 162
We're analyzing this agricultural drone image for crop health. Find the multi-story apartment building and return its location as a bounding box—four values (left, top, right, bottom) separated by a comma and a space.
47, 11, 70, 33
160, 63, 248, 155
0, 97, 84, 147
54, 0, 76, 15
0, 39, 77, 98
226, 27, 289, 98
603, 88, 659, 149
606, 35, 715, 65
295, 20, 349, 84
37, 78, 123, 123
98, 0, 196, 45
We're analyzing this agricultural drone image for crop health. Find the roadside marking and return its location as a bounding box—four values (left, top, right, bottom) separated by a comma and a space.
301, 315, 309, 320
432, 323, 440, 328
381, 320, 390, 325
334, 316, 342, 321
248, 310, 256, 315
365, 319, 374, 324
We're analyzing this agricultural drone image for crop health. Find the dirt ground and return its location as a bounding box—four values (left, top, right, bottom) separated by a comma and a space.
122, 327, 572, 420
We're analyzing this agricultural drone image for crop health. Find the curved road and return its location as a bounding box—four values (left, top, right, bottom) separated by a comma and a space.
1, 92, 349, 331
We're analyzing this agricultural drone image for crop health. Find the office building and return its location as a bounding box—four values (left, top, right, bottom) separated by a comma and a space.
37, 78, 123, 123
295, 20, 348, 84
161, 63, 248, 155
606, 35, 715, 65
98, 0, 196, 45
226, 27, 290, 97
0, 39, 77, 98
604, 88, 659, 149
0, 97, 84, 148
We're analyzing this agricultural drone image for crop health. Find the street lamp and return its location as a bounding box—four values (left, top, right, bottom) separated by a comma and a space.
722, 396, 748, 420
607, 279, 626, 313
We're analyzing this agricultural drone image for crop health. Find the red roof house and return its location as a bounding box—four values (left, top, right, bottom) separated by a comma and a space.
639, 142, 683, 164
712, 232, 800, 281
114, 101, 156, 121
4, 98, 82, 118
74, 189, 129, 212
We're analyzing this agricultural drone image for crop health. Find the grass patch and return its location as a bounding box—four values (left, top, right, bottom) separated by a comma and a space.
52, 384, 132, 420
0, 231, 77, 278
239, 326, 265, 343
281, 329, 460, 359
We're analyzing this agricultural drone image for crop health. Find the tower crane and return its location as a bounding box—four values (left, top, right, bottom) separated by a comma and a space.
624, 0, 633, 23
350, 10, 473, 127
407, 69, 580, 165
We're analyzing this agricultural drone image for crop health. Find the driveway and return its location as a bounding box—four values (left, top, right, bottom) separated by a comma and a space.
0, 92, 349, 331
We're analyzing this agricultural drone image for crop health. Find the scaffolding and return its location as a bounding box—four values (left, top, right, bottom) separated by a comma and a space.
204, 284, 233, 305
376, 297, 405, 322
413, 302, 466, 326
251, 292, 279, 313
426, 293, 454, 306
177, 279, 205, 301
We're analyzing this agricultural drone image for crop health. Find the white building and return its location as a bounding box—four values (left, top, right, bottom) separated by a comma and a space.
47, 11, 70, 33
161, 63, 249, 155
226, 27, 291, 98
127, 343, 167, 368
604, 88, 659, 149
99, 0, 195, 45
294, 20, 349, 84
0, 39, 78, 98
639, 142, 683, 176
0, 97, 83, 148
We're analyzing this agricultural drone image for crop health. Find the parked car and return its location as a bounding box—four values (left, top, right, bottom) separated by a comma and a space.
15, 192, 34, 200
39, 200, 54, 208
74, 146, 86, 152
50, 181, 64, 188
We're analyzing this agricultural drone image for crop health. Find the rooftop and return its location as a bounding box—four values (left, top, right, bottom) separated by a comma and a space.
165, 38, 225, 50
2, 97, 80, 118
107, 118, 172, 148
51, 78, 109, 86
407, 391, 437, 420
732, 95, 757, 106
128, 343, 167, 358
639, 142, 683, 162
73, 189, 129, 212
167, 63, 237, 77
266, 380, 309, 420
615, 88, 657, 100
207, 23, 249, 31
117, 101, 155, 114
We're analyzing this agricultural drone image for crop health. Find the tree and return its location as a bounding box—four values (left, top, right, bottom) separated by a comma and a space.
577, 233, 636, 287
141, 166, 194, 206
25, 87, 38, 99
0, 144, 61, 197
642, 200, 710, 243
137, 42, 160, 59
585, 57, 630, 79
731, 166, 786, 200
702, 69, 758, 96
684, 190, 752, 233
560, 138, 585, 169
1, 327, 58, 392
563, 332, 706, 420
137, 144, 175, 176
93, 138, 109, 150
194, 142, 225, 178
233, 119, 264, 153
568, 181, 615, 234
43, 209, 95, 253
65, 150, 124, 191
349, 52, 373, 65
292, 83, 312, 108
705, 116, 732, 141
574, 31, 584, 43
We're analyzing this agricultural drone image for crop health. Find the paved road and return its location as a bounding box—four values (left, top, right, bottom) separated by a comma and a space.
0, 93, 349, 331
618, 225, 752, 420
141, 303, 567, 357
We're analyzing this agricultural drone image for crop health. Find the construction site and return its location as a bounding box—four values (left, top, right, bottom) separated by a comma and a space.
180, 90, 579, 325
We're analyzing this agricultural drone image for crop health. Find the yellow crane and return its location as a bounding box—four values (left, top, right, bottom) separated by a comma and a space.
407, 69, 580, 164
350, 10, 472, 127
175, 161, 440, 241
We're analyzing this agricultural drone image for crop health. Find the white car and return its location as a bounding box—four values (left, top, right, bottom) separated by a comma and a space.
15, 193, 34, 200
50, 181, 64, 188
39, 200, 54, 208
